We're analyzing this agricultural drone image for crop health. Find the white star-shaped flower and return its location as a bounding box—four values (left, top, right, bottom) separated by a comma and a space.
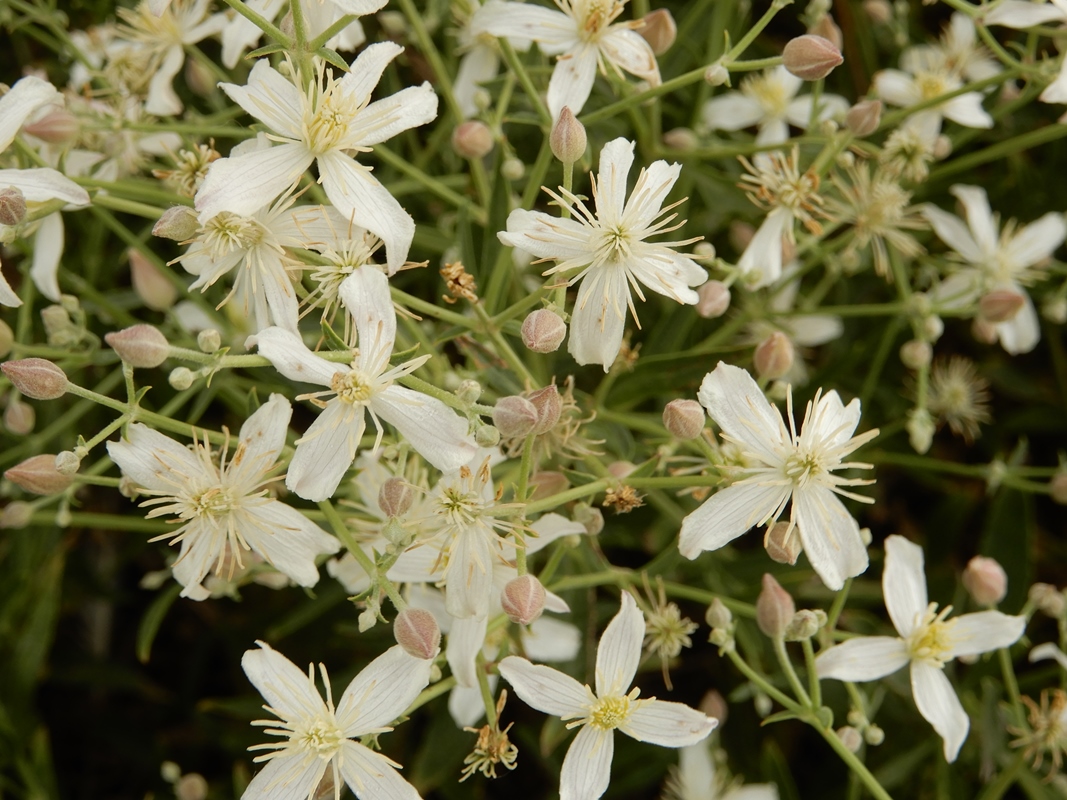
678, 362, 878, 590
499, 592, 716, 800
499, 137, 705, 370
816, 535, 1026, 762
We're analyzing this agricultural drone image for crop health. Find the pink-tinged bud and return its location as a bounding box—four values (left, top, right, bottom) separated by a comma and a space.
2, 358, 67, 399
696, 280, 731, 318
729, 220, 756, 252
128, 249, 178, 312
756, 573, 795, 638
4, 396, 34, 434
864, 0, 892, 24
378, 477, 415, 518
1051, 472, 1067, 505
971, 316, 998, 345
105, 324, 170, 368
501, 574, 547, 625
0, 187, 27, 226
979, 288, 1026, 323
754, 332, 795, 380
764, 521, 802, 565
527, 384, 562, 435
0, 501, 33, 528
662, 127, 699, 151
699, 690, 728, 725
704, 62, 729, 86
962, 556, 1007, 606
393, 608, 441, 660
184, 57, 216, 98
174, 773, 208, 800
837, 726, 863, 753
933, 135, 953, 160
573, 502, 604, 534
152, 206, 199, 241
521, 309, 567, 353
608, 460, 636, 479
808, 14, 843, 49
22, 108, 79, 144
638, 8, 676, 55
492, 395, 539, 438
845, 99, 882, 137
550, 107, 587, 164
663, 399, 705, 439
899, 339, 932, 370
782, 35, 843, 81
451, 120, 494, 159
5, 454, 74, 495
530, 470, 569, 501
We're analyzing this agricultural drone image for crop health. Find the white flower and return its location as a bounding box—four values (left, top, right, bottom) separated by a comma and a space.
471, 0, 660, 119
922, 184, 1066, 354
678, 363, 877, 590
195, 45, 438, 274
251, 266, 477, 501
241, 640, 431, 800
663, 740, 779, 800
498, 138, 705, 370
106, 394, 340, 600
816, 535, 1026, 762
499, 592, 716, 800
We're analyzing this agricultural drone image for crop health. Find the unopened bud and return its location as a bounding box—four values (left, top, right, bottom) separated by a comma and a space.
527, 385, 562, 435
906, 408, 935, 454
4, 397, 34, 435
0, 319, 12, 357
899, 339, 932, 370
607, 460, 635, 479
783, 35, 843, 81
2, 358, 67, 399
394, 608, 441, 659
573, 502, 604, 534
846, 99, 882, 137
452, 120, 494, 159
962, 555, 1007, 606
972, 316, 999, 345
704, 62, 729, 86
1030, 583, 1066, 618
837, 726, 863, 752
169, 367, 195, 390
22, 108, 79, 144
475, 425, 500, 447
501, 574, 547, 625
492, 395, 539, 438
529, 470, 569, 501
0, 187, 27, 226
128, 250, 178, 311
1043, 296, 1067, 324
522, 309, 567, 353
5, 454, 74, 495
754, 332, 795, 380
184, 53, 216, 98
638, 8, 676, 55
764, 521, 802, 565
152, 206, 200, 241
865, 725, 885, 746
808, 14, 843, 49
705, 597, 733, 629
456, 380, 482, 404
501, 157, 524, 181
662, 127, 699, 151
1051, 472, 1067, 505
933, 135, 953, 160
550, 107, 587, 164
196, 329, 221, 353
663, 399, 705, 439
700, 690, 729, 725
785, 609, 821, 641
979, 288, 1026, 323
55, 450, 81, 475
174, 774, 208, 800
0, 501, 34, 528
379, 477, 415, 518
696, 280, 731, 318
105, 324, 170, 368
863, 0, 892, 23
756, 573, 795, 638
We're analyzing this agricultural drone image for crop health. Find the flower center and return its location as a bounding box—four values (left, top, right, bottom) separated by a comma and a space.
574, 0, 625, 38
201, 212, 266, 257
297, 717, 345, 758
187, 486, 235, 519
331, 369, 376, 404
596, 225, 632, 263
783, 449, 823, 485
916, 71, 950, 102
588, 694, 632, 730
745, 73, 789, 118
906, 603, 957, 667
304, 71, 364, 154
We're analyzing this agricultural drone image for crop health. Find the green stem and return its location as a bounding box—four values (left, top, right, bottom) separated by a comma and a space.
218, 0, 291, 46
802, 638, 822, 709
318, 499, 406, 613
774, 637, 812, 707
816, 725, 895, 800
499, 40, 552, 127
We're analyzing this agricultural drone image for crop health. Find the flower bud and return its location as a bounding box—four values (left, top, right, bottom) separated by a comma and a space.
169, 367, 195, 390
1043, 296, 1067, 324
864, 725, 885, 746
197, 329, 221, 353
899, 339, 932, 370
1051, 472, 1067, 505
501, 157, 525, 181
962, 555, 1007, 606
705, 597, 732, 629
696, 280, 731, 318
152, 206, 200, 241
1029, 583, 1066, 618
5, 454, 74, 495
174, 774, 208, 800
971, 316, 999, 345
808, 14, 843, 49
456, 380, 483, 404
979, 288, 1026, 323
607, 460, 635, 479
521, 309, 567, 353
638, 8, 676, 55
550, 107, 587, 164
785, 609, 822, 641
933, 135, 953, 160
704, 62, 729, 86
700, 690, 728, 725
529, 470, 569, 500
906, 408, 935, 454
0, 501, 34, 528
694, 242, 716, 260
475, 424, 500, 447
0, 319, 13, 358
573, 502, 604, 535
105, 324, 170, 368
2, 358, 67, 399
527, 384, 562, 435
378, 477, 415, 518
128, 249, 178, 311
0, 186, 27, 226
756, 573, 795, 638
452, 120, 494, 159
662, 127, 699, 151
663, 399, 705, 439
836, 726, 863, 753
863, 0, 892, 23
782, 35, 843, 81
845, 99, 882, 137
23, 108, 79, 144
764, 521, 801, 565
4, 396, 35, 434
501, 574, 547, 625
52, 451, 80, 477
393, 608, 440, 659
492, 395, 538, 438
754, 332, 794, 380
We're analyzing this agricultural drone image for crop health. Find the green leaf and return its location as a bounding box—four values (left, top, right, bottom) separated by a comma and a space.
136, 583, 181, 664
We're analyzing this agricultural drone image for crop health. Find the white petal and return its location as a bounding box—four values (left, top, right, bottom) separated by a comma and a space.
106, 423, 201, 492
230, 394, 292, 484
1041, 60, 1067, 104
702, 93, 766, 131
793, 487, 869, 591
472, 1, 578, 54
287, 400, 365, 501
627, 244, 705, 305
946, 611, 1026, 659
985, 0, 1067, 27
527, 512, 586, 555
996, 291, 1041, 354
170, 519, 221, 596
242, 753, 323, 800
560, 725, 613, 800
598, 28, 659, 83
525, 617, 582, 662
595, 591, 644, 697
0, 76, 60, 152
1005, 212, 1067, 267
499, 209, 595, 261
327, 0, 388, 15
930, 270, 982, 309
548, 44, 600, 120
696, 362, 786, 463
911, 661, 969, 762
567, 262, 629, 371
498, 655, 588, 717
814, 636, 910, 681
621, 699, 716, 747
220, 0, 286, 69
242, 641, 327, 720
195, 144, 313, 221
339, 742, 421, 800
941, 93, 993, 128
348, 84, 438, 148
250, 326, 341, 386
678, 482, 791, 558
336, 645, 432, 734
755, 119, 789, 146
883, 535, 928, 638
144, 45, 185, 116
29, 212, 63, 302
454, 45, 500, 118
449, 680, 495, 728
243, 502, 339, 586
790, 314, 843, 347
339, 266, 396, 373
921, 204, 984, 264
446, 615, 488, 688
0, 168, 90, 206
622, 159, 679, 230
873, 70, 920, 107
1029, 642, 1067, 669
443, 523, 495, 619
372, 385, 477, 473
785, 94, 849, 128
949, 185, 998, 255
596, 138, 636, 226
220, 58, 304, 139
0, 267, 21, 307
737, 206, 791, 288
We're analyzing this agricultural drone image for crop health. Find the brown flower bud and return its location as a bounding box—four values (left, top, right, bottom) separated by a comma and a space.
0, 187, 27, 226
1051, 472, 1067, 505
808, 14, 843, 49
493, 395, 539, 438
783, 35, 843, 81
4, 396, 35, 435
845, 99, 882, 137
451, 120, 494, 159
378, 477, 415, 518
696, 280, 731, 318
128, 249, 178, 311
501, 574, 547, 625
0, 501, 34, 528
550, 107, 587, 164
971, 316, 999, 345
899, 339, 932, 370
152, 206, 200, 241
527, 384, 562, 435
23, 108, 79, 144
530, 470, 569, 501
663, 399, 705, 439
962, 556, 1007, 606
2, 358, 67, 399
521, 309, 567, 353
756, 573, 795, 638
393, 608, 441, 660
5, 454, 74, 495
638, 8, 676, 55
754, 332, 795, 380
105, 324, 170, 368
764, 521, 802, 565
979, 288, 1026, 323
699, 690, 729, 725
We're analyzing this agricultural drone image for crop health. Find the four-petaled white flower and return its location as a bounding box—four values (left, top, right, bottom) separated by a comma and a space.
252, 266, 477, 501
106, 394, 340, 600
499, 137, 705, 370
472, 0, 660, 119
816, 535, 1026, 762
241, 640, 432, 800
499, 592, 716, 800
922, 183, 1066, 355
678, 362, 878, 590
195, 44, 438, 274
